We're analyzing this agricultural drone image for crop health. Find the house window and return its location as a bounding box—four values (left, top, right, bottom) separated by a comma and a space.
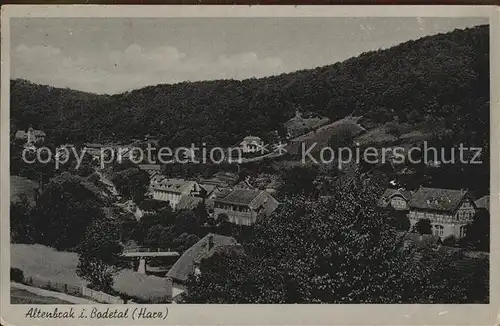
460, 226, 467, 238
433, 224, 444, 237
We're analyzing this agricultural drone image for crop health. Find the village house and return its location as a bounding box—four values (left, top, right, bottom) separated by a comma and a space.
213, 188, 279, 226
198, 183, 228, 200
408, 187, 477, 239
166, 233, 238, 301
15, 126, 46, 146
240, 136, 264, 153
150, 176, 202, 210
199, 171, 239, 188
379, 188, 412, 210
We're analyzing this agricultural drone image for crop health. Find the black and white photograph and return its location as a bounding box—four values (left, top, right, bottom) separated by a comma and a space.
1, 5, 499, 326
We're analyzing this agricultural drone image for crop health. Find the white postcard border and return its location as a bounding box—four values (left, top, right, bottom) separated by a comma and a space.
1, 5, 499, 326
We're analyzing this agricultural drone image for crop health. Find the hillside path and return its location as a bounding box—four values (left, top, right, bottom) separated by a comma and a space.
11, 282, 98, 304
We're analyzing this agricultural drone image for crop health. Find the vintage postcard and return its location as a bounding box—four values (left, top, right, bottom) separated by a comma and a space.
1, 4, 499, 326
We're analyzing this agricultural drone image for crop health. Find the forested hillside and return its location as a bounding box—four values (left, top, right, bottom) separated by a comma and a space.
10, 25, 489, 148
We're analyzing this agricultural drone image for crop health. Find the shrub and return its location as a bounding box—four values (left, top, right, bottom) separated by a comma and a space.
10, 267, 24, 283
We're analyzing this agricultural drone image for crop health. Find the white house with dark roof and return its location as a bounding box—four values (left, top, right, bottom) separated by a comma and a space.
150, 176, 202, 210
240, 136, 263, 153
213, 188, 279, 226
408, 187, 477, 239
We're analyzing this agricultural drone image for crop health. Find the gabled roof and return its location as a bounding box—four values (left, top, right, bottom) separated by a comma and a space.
15, 130, 27, 139
475, 195, 490, 211
83, 143, 105, 149
379, 188, 412, 207
15, 129, 45, 138
214, 188, 279, 215
214, 188, 262, 206
199, 184, 216, 195
151, 177, 199, 194
214, 171, 238, 180
409, 187, 470, 212
241, 136, 262, 142
166, 233, 237, 282
33, 130, 46, 136
200, 172, 239, 187
177, 195, 203, 211
213, 187, 232, 199
138, 164, 161, 171
382, 188, 412, 200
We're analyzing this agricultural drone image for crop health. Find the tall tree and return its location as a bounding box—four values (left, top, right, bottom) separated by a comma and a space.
413, 218, 433, 235
184, 172, 488, 303
111, 167, 150, 204
10, 196, 35, 244
30, 172, 108, 250
462, 208, 489, 252
185, 172, 409, 303
77, 219, 125, 292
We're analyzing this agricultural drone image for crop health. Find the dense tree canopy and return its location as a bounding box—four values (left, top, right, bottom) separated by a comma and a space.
10, 25, 488, 151
77, 219, 125, 291
184, 172, 488, 303
462, 208, 490, 252
111, 167, 150, 203
29, 172, 109, 250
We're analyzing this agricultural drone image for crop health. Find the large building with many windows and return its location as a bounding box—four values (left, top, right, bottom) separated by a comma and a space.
213, 188, 279, 226
150, 176, 202, 210
408, 187, 476, 239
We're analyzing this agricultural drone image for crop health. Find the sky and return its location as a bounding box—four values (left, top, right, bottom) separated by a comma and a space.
10, 17, 488, 95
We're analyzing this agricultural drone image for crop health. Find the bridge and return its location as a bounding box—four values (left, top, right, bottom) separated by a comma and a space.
122, 248, 180, 274
123, 251, 180, 258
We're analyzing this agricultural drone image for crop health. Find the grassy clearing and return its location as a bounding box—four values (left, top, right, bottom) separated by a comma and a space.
11, 288, 73, 304
287, 116, 366, 155
11, 244, 171, 301
355, 122, 434, 147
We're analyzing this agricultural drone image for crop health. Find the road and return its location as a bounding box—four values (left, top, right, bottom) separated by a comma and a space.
11, 282, 98, 304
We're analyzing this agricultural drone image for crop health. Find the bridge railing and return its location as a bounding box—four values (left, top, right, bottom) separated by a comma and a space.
123, 247, 173, 253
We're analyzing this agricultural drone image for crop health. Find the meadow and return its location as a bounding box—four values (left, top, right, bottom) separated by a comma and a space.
11, 244, 171, 302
